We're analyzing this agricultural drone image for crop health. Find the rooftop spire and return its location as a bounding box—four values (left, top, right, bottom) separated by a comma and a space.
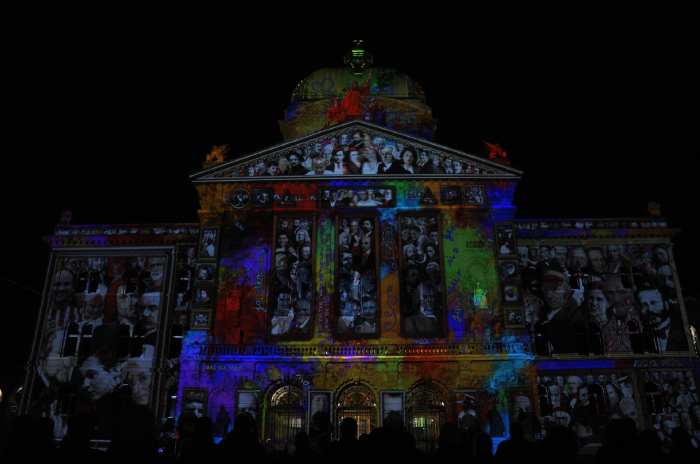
344, 40, 373, 75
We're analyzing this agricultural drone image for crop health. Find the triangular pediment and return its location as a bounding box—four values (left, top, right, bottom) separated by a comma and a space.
191, 120, 521, 182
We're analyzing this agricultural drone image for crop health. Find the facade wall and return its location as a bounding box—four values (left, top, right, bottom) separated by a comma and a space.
21, 152, 699, 450
176, 175, 699, 448
173, 174, 532, 448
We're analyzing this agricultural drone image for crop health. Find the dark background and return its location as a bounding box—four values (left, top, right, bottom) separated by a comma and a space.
2, 31, 698, 403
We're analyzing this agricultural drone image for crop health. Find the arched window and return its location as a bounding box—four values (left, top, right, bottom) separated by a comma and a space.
407, 382, 447, 453
336, 383, 377, 438
267, 385, 305, 451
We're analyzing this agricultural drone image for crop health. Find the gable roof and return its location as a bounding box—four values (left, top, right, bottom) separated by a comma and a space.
190, 120, 522, 183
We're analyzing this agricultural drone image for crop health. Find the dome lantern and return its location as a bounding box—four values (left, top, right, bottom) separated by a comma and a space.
344, 40, 374, 75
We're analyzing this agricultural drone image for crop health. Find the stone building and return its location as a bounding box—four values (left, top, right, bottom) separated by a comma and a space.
22, 44, 699, 451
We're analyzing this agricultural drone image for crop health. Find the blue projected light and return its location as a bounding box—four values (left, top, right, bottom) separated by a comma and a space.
537, 359, 616, 371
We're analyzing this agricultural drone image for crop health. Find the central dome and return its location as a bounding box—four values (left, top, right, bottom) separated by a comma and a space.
279, 43, 436, 141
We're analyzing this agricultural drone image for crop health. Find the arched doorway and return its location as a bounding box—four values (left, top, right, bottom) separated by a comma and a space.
336, 383, 377, 438
407, 381, 448, 453
267, 385, 305, 451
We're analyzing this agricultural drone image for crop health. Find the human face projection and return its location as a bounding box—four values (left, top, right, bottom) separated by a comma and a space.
607, 245, 622, 262
589, 289, 609, 326
639, 289, 664, 315
52, 270, 74, 305
571, 247, 588, 270
80, 356, 122, 401
554, 246, 568, 266
588, 249, 606, 274
184, 401, 205, 418
126, 366, 152, 405
82, 292, 104, 322
311, 394, 329, 416
578, 386, 590, 405
542, 273, 569, 311
381, 149, 394, 164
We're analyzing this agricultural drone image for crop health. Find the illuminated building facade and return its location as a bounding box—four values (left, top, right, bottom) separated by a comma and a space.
21, 45, 699, 451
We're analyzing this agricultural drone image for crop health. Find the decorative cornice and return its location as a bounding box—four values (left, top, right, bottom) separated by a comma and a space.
514, 218, 675, 239
194, 342, 532, 359
46, 223, 200, 248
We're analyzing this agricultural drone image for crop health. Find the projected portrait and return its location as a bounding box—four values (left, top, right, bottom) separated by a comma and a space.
237, 390, 259, 418
195, 263, 215, 283
182, 388, 208, 419
308, 390, 332, 426
518, 243, 687, 355
35, 253, 169, 439
495, 225, 516, 257
642, 370, 699, 446
269, 216, 315, 339
199, 228, 219, 259
398, 213, 444, 338
318, 187, 395, 208
587, 287, 643, 354
536, 372, 640, 443
439, 186, 461, 205
335, 216, 379, 338
193, 286, 213, 307
234, 128, 495, 178
464, 185, 485, 206
499, 260, 522, 304
455, 390, 505, 437
253, 188, 274, 208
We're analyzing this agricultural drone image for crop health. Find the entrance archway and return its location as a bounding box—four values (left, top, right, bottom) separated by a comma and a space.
267, 385, 305, 451
407, 381, 448, 453
335, 383, 377, 438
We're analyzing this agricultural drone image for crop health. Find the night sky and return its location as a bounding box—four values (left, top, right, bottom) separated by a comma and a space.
3, 33, 698, 397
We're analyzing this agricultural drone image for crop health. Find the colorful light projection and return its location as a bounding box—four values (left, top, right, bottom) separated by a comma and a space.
211, 179, 514, 346
181, 203, 534, 442
215, 220, 271, 344
177, 329, 534, 444
442, 219, 501, 342
280, 66, 434, 141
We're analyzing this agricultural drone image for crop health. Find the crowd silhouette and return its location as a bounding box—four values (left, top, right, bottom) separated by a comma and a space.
2, 404, 699, 463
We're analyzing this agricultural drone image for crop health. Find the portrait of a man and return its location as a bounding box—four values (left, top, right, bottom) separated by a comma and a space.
309, 391, 332, 425
399, 213, 444, 338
